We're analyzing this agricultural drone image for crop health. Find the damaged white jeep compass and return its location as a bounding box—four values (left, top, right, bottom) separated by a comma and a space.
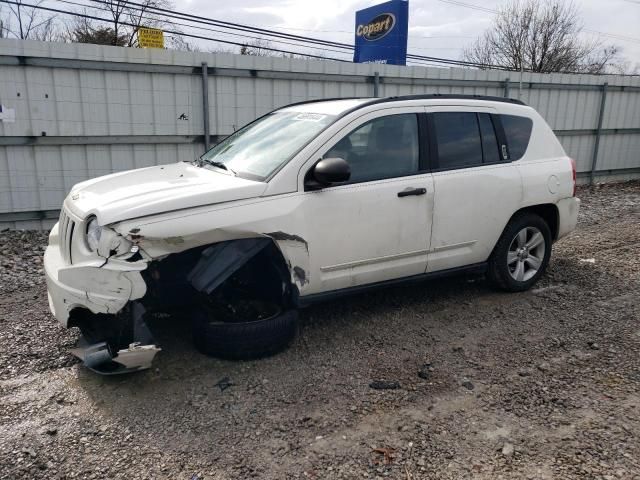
45, 95, 580, 373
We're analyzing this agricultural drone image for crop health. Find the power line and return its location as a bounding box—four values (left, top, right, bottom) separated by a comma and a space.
0, 0, 514, 70
70, 0, 513, 69
435, 0, 496, 14
0, 0, 352, 61
583, 29, 640, 45
53, 0, 355, 58
81, 0, 353, 50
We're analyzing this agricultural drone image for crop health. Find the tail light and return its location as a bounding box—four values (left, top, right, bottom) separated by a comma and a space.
570, 157, 577, 196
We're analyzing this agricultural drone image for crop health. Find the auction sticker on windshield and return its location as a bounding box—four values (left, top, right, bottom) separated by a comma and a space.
294, 113, 327, 121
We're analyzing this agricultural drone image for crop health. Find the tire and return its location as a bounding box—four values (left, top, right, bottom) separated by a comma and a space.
191, 306, 298, 360
487, 212, 552, 292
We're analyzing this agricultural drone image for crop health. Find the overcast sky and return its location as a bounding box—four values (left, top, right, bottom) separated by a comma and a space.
177, 0, 640, 70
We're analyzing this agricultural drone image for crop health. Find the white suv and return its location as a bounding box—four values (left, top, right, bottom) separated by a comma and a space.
44, 95, 580, 373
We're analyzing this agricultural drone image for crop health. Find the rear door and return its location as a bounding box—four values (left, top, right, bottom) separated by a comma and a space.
427, 107, 522, 272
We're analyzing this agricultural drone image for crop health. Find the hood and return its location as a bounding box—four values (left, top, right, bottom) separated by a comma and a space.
65, 162, 267, 225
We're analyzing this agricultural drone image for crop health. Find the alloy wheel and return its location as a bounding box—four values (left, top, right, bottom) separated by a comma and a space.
507, 226, 546, 282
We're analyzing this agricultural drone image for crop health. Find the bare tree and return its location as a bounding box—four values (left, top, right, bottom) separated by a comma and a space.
164, 34, 197, 52
239, 39, 275, 56
238, 38, 318, 59
67, 0, 188, 48
462, 0, 622, 74
1, 0, 59, 40
82, 0, 161, 46
65, 13, 128, 46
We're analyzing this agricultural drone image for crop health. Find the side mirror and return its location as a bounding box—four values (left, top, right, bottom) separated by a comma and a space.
308, 157, 351, 188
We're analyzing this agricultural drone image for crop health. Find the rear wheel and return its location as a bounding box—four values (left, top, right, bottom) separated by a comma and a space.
487, 212, 552, 292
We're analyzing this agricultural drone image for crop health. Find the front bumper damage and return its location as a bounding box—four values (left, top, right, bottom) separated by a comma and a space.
44, 222, 160, 374
70, 303, 161, 375
45, 216, 295, 374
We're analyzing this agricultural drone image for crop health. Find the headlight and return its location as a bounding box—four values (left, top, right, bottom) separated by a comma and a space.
86, 217, 103, 251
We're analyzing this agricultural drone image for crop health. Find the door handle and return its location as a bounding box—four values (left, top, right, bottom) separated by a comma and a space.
397, 187, 427, 198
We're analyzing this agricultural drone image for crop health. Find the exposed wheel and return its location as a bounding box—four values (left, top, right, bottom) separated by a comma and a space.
191, 303, 298, 360
487, 212, 552, 292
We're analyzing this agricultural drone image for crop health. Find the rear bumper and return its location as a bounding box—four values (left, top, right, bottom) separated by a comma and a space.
44, 223, 147, 327
556, 197, 580, 240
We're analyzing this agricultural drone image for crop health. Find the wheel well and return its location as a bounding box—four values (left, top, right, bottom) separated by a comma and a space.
141, 238, 295, 312
514, 204, 559, 240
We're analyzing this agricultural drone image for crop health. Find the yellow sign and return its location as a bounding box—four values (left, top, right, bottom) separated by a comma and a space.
139, 27, 164, 49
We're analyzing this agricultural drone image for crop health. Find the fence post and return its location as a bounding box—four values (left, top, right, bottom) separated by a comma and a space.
373, 71, 380, 98
201, 62, 211, 151
503, 78, 510, 98
589, 82, 608, 185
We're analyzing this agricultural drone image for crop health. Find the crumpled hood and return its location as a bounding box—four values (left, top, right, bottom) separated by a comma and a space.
64, 162, 267, 225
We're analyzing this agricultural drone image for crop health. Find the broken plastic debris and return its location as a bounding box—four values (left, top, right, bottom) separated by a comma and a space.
188, 238, 270, 294
113, 343, 161, 370
579, 258, 596, 263
71, 338, 161, 375
70, 341, 111, 368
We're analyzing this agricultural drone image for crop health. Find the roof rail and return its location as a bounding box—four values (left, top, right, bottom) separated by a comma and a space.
280, 94, 526, 113
374, 94, 526, 106
280, 97, 365, 109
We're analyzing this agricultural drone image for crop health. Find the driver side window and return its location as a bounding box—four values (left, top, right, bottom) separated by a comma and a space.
324, 113, 419, 184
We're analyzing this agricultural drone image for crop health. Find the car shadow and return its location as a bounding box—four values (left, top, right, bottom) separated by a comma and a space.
70, 271, 497, 452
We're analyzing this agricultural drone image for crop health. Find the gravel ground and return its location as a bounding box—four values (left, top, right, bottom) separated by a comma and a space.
1, 181, 639, 480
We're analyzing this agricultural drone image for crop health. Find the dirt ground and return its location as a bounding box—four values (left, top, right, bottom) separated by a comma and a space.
1, 181, 639, 480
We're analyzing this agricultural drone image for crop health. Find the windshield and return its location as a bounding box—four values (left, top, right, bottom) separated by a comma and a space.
200, 111, 336, 181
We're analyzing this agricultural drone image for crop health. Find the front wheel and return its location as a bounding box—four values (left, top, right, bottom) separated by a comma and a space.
487, 212, 552, 292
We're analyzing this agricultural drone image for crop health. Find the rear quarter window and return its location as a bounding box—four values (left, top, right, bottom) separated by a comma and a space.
501, 114, 533, 160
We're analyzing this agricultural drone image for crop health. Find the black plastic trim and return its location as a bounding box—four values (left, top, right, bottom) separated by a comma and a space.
417, 113, 430, 171
425, 113, 439, 170
365, 94, 526, 107
296, 262, 488, 307
491, 113, 510, 161
397, 187, 427, 197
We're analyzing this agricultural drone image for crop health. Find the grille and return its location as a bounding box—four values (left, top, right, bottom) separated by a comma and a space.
58, 209, 76, 264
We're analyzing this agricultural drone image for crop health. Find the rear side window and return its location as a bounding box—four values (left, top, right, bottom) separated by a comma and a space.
501, 114, 533, 160
432, 112, 483, 169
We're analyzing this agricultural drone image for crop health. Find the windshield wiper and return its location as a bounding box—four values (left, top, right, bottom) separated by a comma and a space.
202, 159, 237, 175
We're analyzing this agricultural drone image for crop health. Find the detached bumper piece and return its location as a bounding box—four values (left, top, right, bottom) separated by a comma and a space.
70, 302, 161, 375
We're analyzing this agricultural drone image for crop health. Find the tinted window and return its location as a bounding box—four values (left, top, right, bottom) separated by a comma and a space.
501, 114, 533, 160
432, 112, 483, 169
325, 114, 419, 183
478, 113, 501, 163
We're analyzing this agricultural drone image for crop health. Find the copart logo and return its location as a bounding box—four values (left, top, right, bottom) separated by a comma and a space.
356, 13, 396, 41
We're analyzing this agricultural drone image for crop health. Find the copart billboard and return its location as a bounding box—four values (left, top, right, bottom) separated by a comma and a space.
353, 0, 409, 65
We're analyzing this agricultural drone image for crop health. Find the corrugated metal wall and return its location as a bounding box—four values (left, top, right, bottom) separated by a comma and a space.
1, 39, 639, 229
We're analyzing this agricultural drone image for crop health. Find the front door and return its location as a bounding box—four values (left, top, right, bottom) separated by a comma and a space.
298, 108, 434, 295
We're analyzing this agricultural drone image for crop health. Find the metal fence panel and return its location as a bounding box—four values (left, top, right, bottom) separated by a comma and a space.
1, 38, 639, 229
